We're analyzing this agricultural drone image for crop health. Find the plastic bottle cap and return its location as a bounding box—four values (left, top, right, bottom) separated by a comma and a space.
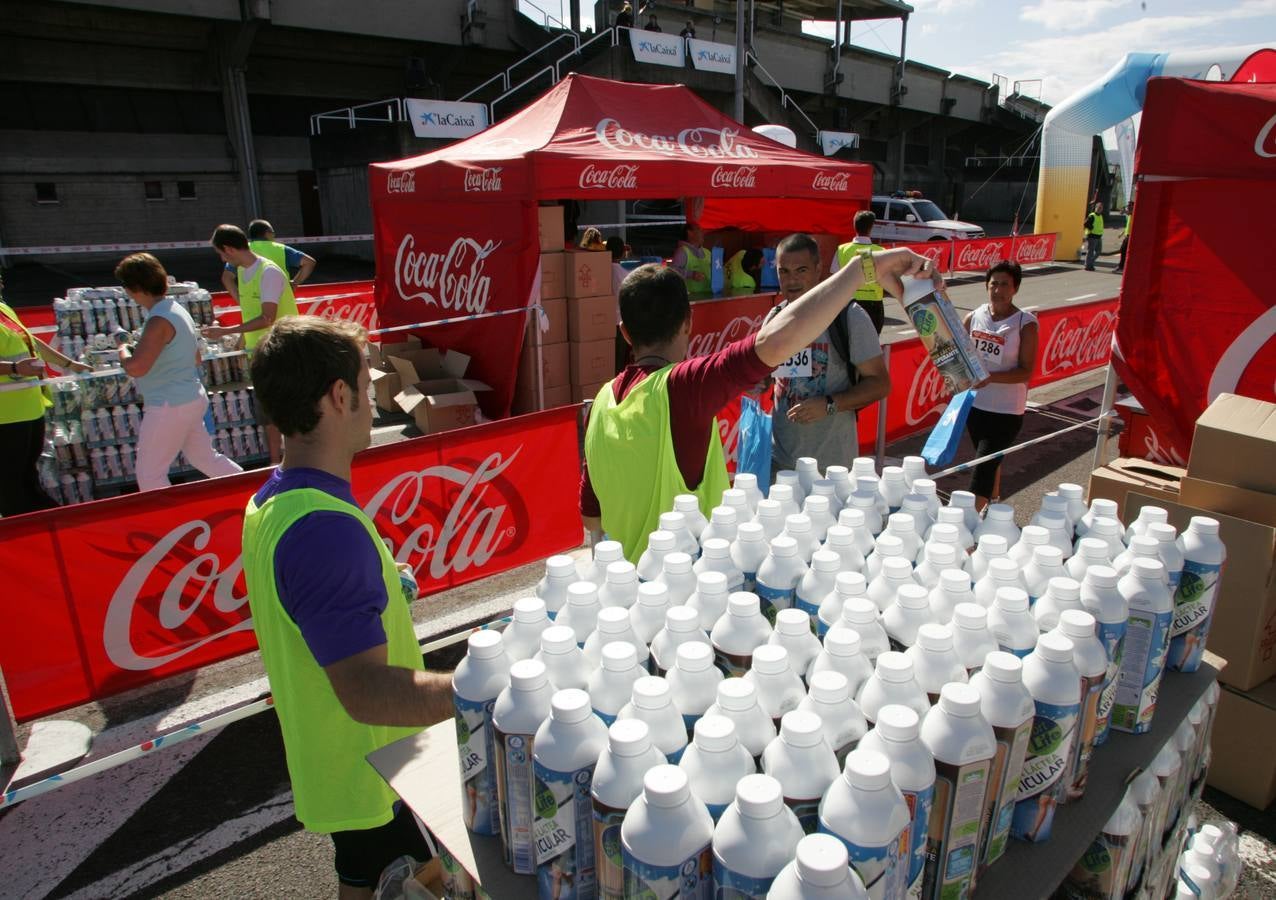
939, 682, 981, 716
467, 630, 505, 659
940, 569, 971, 593
1129, 536, 1159, 556
674, 495, 700, 514
1020, 526, 1048, 546
1132, 558, 1166, 580
648, 531, 676, 551
1091, 516, 1122, 535
735, 773, 785, 819
876, 651, 915, 683
827, 465, 850, 481
882, 466, 905, 483
876, 535, 904, 557
769, 536, 800, 561
874, 703, 921, 740
1197, 823, 1224, 846
840, 508, 867, 528
978, 534, 1009, 554
757, 499, 783, 520
632, 676, 671, 709
990, 558, 1020, 580
665, 606, 700, 633
883, 556, 913, 579
1090, 497, 1118, 515
513, 596, 548, 623
846, 747, 893, 789
987, 503, 1015, 522
1189, 515, 1220, 535
540, 625, 577, 654
927, 543, 958, 566
811, 550, 840, 573
794, 833, 851, 888
850, 489, 877, 509
606, 561, 638, 584
546, 555, 577, 578
594, 540, 624, 563
597, 606, 630, 631
608, 718, 651, 756
825, 525, 853, 547
1147, 523, 1178, 543
697, 571, 728, 593
982, 650, 1023, 683
821, 630, 859, 661
897, 584, 930, 609
902, 496, 929, 515
638, 582, 670, 606
1086, 565, 1119, 588
702, 538, 731, 557
1049, 577, 1081, 601
693, 714, 737, 751
805, 496, 830, 515
914, 478, 937, 496
770, 485, 794, 504
995, 587, 1029, 612
663, 552, 693, 575
836, 571, 868, 595
1078, 538, 1108, 559
888, 512, 916, 534
937, 508, 964, 526
734, 473, 758, 489
808, 670, 850, 705
779, 710, 823, 747
1036, 631, 1075, 663
1033, 545, 1064, 566
812, 479, 837, 495
567, 581, 600, 606
728, 592, 761, 617
752, 644, 790, 674
738, 522, 765, 542
953, 602, 988, 630
660, 512, 688, 534
716, 677, 758, 711
1058, 483, 1083, 499
601, 641, 638, 671
676, 641, 713, 672
721, 489, 748, 508
643, 764, 691, 808
784, 515, 812, 535
510, 658, 549, 691
776, 608, 814, 635
1042, 495, 1069, 513
842, 596, 878, 624
551, 688, 592, 723
1038, 512, 1067, 531
917, 622, 953, 650
950, 491, 977, 507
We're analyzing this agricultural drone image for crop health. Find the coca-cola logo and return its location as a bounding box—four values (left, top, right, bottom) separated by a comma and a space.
955, 240, 1010, 271
394, 234, 501, 312
709, 165, 757, 189
594, 117, 759, 160
905, 353, 952, 425
811, 171, 851, 192
579, 163, 640, 190
1142, 426, 1187, 467
1206, 305, 1276, 401
1041, 310, 1118, 376
687, 313, 765, 358
102, 451, 523, 671
463, 167, 503, 193
313, 299, 380, 332
1013, 236, 1054, 265
387, 171, 416, 194
1256, 112, 1276, 158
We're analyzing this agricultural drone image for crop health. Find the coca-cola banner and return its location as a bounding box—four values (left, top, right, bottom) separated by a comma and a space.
0, 408, 581, 721
882, 234, 1058, 275
210, 281, 380, 335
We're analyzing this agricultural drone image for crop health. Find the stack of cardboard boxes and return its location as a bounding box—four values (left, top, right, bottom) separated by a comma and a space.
367, 338, 489, 435
1090, 393, 1276, 809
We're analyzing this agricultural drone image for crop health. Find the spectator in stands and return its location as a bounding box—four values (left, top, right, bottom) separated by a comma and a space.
616, 1, 634, 28
220, 219, 316, 301
580, 245, 936, 562
114, 253, 243, 492
645, 13, 662, 31
680, 20, 696, 39
671, 223, 712, 296
830, 210, 887, 333
242, 315, 450, 898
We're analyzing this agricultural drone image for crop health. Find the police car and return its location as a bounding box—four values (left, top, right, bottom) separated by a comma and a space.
870, 191, 985, 242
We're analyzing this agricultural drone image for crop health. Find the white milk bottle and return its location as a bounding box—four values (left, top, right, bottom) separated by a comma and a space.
453, 630, 512, 836
913, 478, 941, 524
797, 550, 841, 622
901, 496, 934, 539
851, 457, 878, 483
868, 555, 917, 613
820, 746, 912, 900
1077, 498, 1121, 539
810, 478, 843, 517
1065, 786, 1143, 900
1055, 484, 1087, 534
1080, 565, 1127, 747
771, 608, 824, 680
535, 625, 590, 691
1147, 523, 1185, 591
660, 511, 700, 559
913, 543, 957, 591
756, 535, 809, 624
584, 606, 649, 671
919, 683, 996, 900
928, 507, 974, 557
906, 623, 968, 703
1113, 535, 1162, 579
593, 719, 667, 900
581, 539, 624, 586
631, 582, 672, 645
706, 677, 777, 761
900, 457, 926, 490
974, 557, 1026, 609
701, 505, 740, 546
1032, 493, 1073, 533
857, 651, 930, 726
679, 714, 756, 821
712, 591, 773, 677
747, 644, 807, 727
1009, 525, 1050, 569
1010, 632, 1081, 843
989, 587, 1038, 658
948, 491, 981, 539
804, 495, 836, 543
732, 522, 771, 593
818, 571, 868, 637
673, 494, 709, 542
537, 554, 579, 617
1033, 576, 1084, 633
847, 489, 884, 537
795, 457, 821, 496
784, 513, 821, 564
800, 670, 868, 766
666, 642, 723, 734
950, 603, 999, 673
757, 499, 788, 542
637, 530, 677, 583
830, 596, 892, 664
879, 466, 908, 515
827, 466, 854, 505
884, 584, 934, 651
721, 489, 753, 526
1053, 609, 1106, 801
823, 525, 867, 576
599, 560, 640, 610
492, 658, 555, 874
1112, 559, 1173, 735
969, 651, 1035, 870
733, 472, 764, 514
650, 605, 708, 677
621, 765, 714, 899
968, 533, 1009, 583
1150, 741, 1183, 847
504, 597, 552, 662
1085, 516, 1127, 561
687, 571, 731, 632
590, 641, 645, 727
1168, 516, 1226, 673
975, 503, 1020, 548
1067, 537, 1113, 581
557, 581, 602, 647
810, 628, 875, 698
694, 537, 744, 593
533, 688, 609, 897
1024, 545, 1068, 605
770, 833, 871, 900
881, 512, 923, 563
929, 570, 974, 625
839, 506, 879, 559
1126, 505, 1168, 544
618, 676, 689, 763
1037, 511, 1075, 561
763, 709, 841, 834
1124, 771, 1161, 896
771, 482, 802, 520
661, 551, 698, 606
712, 773, 806, 898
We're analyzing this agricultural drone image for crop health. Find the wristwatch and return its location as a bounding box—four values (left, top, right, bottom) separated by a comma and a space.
825, 395, 836, 417
859, 251, 878, 286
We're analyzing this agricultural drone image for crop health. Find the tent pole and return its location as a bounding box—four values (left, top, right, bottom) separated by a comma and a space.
875, 344, 890, 468
1091, 360, 1118, 473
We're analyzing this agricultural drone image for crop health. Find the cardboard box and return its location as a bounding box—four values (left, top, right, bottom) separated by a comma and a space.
379, 349, 491, 435
517, 340, 570, 391
570, 339, 616, 387
524, 297, 567, 347
567, 295, 618, 344
368, 335, 421, 371
566, 250, 612, 299
370, 346, 441, 412
539, 252, 566, 299
572, 380, 608, 403
1207, 679, 1276, 809
1180, 476, 1276, 530
1187, 393, 1276, 496
1087, 458, 1185, 521
1127, 491, 1276, 690
537, 205, 564, 253
512, 382, 572, 415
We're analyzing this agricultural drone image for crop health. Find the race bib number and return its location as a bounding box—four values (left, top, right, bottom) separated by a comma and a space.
773, 346, 813, 378
971, 330, 1004, 359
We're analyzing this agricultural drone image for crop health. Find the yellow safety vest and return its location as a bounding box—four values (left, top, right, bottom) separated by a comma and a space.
1088, 212, 1105, 237
680, 244, 712, 294
723, 250, 757, 293
237, 242, 299, 350
836, 242, 885, 301
0, 301, 50, 425
1123, 213, 1132, 237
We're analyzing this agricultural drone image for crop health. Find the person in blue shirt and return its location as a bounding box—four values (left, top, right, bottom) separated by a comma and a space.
220, 219, 317, 301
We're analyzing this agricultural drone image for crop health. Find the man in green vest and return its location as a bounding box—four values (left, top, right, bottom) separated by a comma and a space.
831, 210, 887, 333
242, 315, 450, 898
671, 223, 712, 295
220, 218, 317, 300
1084, 202, 1105, 271
580, 246, 939, 562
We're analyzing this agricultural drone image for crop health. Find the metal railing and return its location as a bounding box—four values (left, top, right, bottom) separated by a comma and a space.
746, 51, 820, 143
964, 155, 1039, 168
459, 30, 580, 104
309, 97, 404, 136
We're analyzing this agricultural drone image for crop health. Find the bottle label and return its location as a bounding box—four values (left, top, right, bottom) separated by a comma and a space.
755, 582, 794, 625
704, 799, 729, 821
924, 759, 990, 900
741, 570, 758, 593
714, 648, 753, 679
712, 857, 775, 898
1093, 619, 1126, 746
621, 843, 713, 900
493, 728, 537, 873
821, 829, 900, 900
981, 717, 1032, 868
593, 799, 627, 900
793, 594, 821, 621
1171, 560, 1221, 637
439, 848, 479, 900
1011, 699, 1079, 843
903, 784, 935, 899
1112, 609, 1171, 734
1063, 828, 1137, 900
455, 694, 500, 835
533, 760, 597, 899
784, 796, 823, 836
1067, 673, 1104, 801
594, 708, 619, 728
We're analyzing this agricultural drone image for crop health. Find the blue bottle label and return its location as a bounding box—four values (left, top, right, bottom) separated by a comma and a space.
755, 582, 794, 625
1112, 608, 1171, 734
821, 828, 901, 900
455, 693, 500, 835
1168, 559, 1222, 672
903, 785, 935, 896
712, 857, 775, 899
494, 728, 537, 873
593, 799, 627, 900
533, 760, 598, 899
1093, 619, 1126, 746
1011, 698, 1079, 843
621, 843, 713, 900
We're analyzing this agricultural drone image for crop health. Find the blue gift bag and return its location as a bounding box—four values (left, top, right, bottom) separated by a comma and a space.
736, 395, 773, 486
760, 248, 779, 289
921, 390, 975, 468
710, 246, 725, 295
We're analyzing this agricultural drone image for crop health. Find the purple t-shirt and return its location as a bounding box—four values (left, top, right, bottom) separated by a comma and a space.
253, 467, 388, 667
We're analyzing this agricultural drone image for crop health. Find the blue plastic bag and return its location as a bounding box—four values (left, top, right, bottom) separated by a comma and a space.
736, 395, 773, 486
710, 246, 725, 295
760, 247, 779, 289
921, 390, 975, 468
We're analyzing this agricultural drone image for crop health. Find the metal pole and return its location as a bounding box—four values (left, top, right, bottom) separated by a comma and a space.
875, 344, 891, 468
0, 667, 20, 768
734, 1, 746, 122
1091, 360, 1119, 472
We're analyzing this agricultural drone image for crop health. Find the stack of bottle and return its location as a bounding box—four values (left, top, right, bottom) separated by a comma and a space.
451, 456, 1228, 900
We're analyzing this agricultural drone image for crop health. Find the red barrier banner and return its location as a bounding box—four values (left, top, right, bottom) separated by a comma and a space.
0, 407, 582, 721
211, 280, 379, 334
948, 234, 1057, 273
888, 241, 952, 273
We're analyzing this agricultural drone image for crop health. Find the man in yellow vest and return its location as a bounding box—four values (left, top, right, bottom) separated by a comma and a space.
671, 223, 712, 295
242, 316, 450, 898
830, 210, 887, 333
1084, 201, 1105, 271
219, 218, 317, 301
580, 247, 939, 562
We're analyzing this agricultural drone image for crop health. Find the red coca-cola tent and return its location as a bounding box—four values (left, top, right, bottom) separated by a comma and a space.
369, 73, 873, 416
1113, 76, 1276, 459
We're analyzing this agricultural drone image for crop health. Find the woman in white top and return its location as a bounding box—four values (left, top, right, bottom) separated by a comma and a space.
962, 260, 1039, 509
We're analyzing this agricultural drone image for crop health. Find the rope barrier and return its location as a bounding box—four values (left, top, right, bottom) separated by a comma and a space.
0, 234, 374, 257
930, 410, 1118, 481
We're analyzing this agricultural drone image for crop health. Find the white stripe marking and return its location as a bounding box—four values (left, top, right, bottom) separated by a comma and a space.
1022, 306, 1040, 312
1064, 293, 1098, 303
